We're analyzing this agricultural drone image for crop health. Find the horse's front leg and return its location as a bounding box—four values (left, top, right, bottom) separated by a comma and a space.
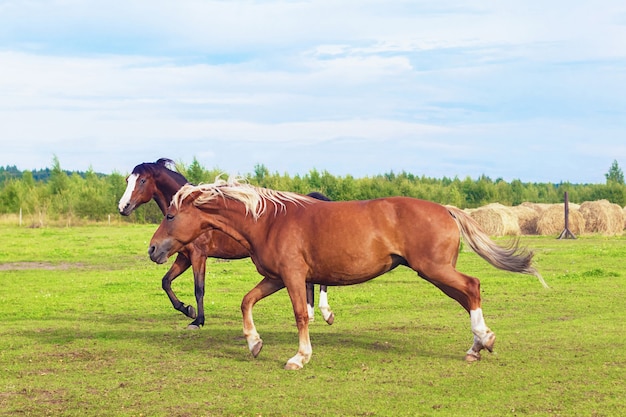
187, 251, 207, 330
161, 253, 195, 319
241, 277, 285, 358
284, 280, 312, 370
318, 285, 334, 325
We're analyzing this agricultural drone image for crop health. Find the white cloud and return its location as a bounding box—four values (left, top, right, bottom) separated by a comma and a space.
1, 1, 625, 183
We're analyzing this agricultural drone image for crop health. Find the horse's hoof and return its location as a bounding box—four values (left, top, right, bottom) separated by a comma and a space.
465, 352, 481, 362
483, 333, 496, 353
325, 313, 335, 325
186, 324, 201, 330
251, 341, 263, 358
284, 361, 303, 370
186, 305, 197, 319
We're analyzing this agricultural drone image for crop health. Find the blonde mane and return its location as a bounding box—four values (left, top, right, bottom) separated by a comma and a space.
172, 177, 314, 219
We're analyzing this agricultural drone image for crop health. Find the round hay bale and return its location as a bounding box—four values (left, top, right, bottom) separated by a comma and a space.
623, 206, 626, 230
469, 203, 521, 237
509, 204, 540, 235
536, 204, 585, 236
579, 200, 624, 235
520, 202, 549, 214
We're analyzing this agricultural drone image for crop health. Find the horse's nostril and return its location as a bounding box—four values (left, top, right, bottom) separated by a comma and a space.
148, 245, 155, 256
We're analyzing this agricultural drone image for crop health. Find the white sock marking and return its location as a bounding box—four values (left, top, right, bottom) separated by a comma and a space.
319, 290, 332, 321
470, 308, 489, 340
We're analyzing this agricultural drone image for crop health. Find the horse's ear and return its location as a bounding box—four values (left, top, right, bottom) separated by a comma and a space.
174, 187, 201, 210
156, 158, 176, 170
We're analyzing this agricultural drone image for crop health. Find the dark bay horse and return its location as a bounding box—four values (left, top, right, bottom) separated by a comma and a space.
148, 179, 546, 369
118, 159, 334, 329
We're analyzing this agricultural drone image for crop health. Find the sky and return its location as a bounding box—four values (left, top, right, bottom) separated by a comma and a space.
1, 0, 625, 184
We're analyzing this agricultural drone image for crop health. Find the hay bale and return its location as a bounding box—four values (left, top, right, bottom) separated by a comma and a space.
579, 200, 624, 235
509, 204, 541, 235
536, 204, 585, 236
520, 202, 549, 214
623, 206, 626, 230
469, 203, 521, 236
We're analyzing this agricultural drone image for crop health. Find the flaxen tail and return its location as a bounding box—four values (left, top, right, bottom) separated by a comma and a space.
446, 206, 548, 288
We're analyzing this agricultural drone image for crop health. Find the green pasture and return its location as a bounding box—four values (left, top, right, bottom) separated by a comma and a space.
0, 224, 624, 416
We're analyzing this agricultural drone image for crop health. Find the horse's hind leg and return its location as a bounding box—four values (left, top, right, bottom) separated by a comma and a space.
306, 282, 315, 321
306, 284, 334, 325
465, 308, 495, 362
241, 277, 285, 358
318, 285, 334, 325
162, 253, 196, 320
419, 265, 495, 361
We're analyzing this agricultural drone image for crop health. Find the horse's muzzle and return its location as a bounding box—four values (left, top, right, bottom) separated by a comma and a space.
148, 244, 169, 264
119, 203, 134, 216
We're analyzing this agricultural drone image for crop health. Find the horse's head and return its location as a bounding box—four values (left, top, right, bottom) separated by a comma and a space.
118, 166, 158, 216
148, 185, 207, 264
118, 158, 184, 216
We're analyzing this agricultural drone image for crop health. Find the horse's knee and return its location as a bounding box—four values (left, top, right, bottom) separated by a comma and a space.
161, 276, 172, 291
295, 313, 309, 326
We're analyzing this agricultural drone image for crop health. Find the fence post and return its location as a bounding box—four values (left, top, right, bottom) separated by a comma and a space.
557, 191, 576, 239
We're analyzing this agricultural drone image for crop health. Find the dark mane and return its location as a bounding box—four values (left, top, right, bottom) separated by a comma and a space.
132, 158, 188, 186
306, 191, 331, 202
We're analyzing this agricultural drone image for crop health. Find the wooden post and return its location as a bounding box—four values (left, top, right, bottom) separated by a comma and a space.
557, 191, 576, 239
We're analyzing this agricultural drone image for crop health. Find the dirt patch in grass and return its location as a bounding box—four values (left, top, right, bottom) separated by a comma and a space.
0, 262, 82, 271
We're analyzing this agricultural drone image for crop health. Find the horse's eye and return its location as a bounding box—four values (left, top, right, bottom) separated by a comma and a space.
166, 214, 175, 221
140, 178, 147, 185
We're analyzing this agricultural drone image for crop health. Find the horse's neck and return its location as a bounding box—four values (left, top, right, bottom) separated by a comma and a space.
200, 201, 273, 254
154, 172, 187, 215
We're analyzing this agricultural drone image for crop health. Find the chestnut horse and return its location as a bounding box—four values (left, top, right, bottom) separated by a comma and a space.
118, 159, 334, 329
148, 179, 546, 369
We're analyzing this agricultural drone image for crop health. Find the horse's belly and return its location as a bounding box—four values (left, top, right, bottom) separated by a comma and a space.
308, 255, 400, 286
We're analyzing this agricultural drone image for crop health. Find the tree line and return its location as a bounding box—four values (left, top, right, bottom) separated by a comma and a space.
1, 156, 625, 225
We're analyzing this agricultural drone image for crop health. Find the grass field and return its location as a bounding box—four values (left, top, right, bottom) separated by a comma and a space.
0, 224, 625, 416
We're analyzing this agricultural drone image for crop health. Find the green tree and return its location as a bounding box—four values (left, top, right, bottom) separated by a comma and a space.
48, 155, 69, 195
186, 157, 206, 184
253, 164, 270, 186
605, 160, 624, 184
0, 179, 23, 213
108, 172, 127, 208
22, 170, 35, 188
74, 167, 110, 220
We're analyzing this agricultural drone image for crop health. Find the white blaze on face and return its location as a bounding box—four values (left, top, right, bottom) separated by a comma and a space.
118, 174, 139, 212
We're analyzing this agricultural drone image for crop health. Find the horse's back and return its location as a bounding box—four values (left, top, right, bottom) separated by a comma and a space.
301, 196, 454, 233
266, 196, 460, 284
